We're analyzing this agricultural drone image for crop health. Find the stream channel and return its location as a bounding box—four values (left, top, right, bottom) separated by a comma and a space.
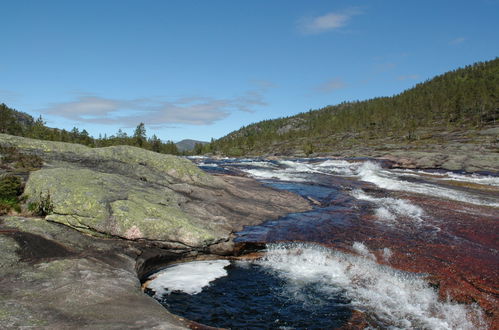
144, 157, 498, 329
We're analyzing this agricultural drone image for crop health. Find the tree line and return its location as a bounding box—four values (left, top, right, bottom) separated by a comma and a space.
0, 105, 182, 155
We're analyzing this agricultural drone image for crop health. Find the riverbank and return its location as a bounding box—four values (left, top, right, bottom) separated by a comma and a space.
236, 126, 499, 173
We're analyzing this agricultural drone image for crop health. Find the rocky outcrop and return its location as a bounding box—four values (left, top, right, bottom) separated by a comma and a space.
0, 216, 190, 329
0, 133, 311, 328
0, 134, 310, 250
377, 149, 499, 173
253, 126, 499, 173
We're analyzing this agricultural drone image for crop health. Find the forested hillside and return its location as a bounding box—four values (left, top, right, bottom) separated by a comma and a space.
211, 58, 499, 156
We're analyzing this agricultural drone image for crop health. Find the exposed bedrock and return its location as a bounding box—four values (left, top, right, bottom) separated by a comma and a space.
0, 134, 310, 328
1, 134, 310, 249
0, 216, 191, 329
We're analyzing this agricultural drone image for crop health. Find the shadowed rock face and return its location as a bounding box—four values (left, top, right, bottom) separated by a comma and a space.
1, 134, 310, 250
0, 216, 190, 329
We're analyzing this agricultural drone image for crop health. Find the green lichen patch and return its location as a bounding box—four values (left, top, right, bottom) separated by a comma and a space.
24, 167, 217, 246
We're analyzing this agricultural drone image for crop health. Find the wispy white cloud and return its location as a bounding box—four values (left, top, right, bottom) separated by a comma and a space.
397, 74, 420, 81
375, 62, 397, 73
252, 79, 278, 89
449, 37, 466, 45
41, 86, 271, 127
298, 8, 363, 35
314, 78, 346, 93
0, 89, 21, 102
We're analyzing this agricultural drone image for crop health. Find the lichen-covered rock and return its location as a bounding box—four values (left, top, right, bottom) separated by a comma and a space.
0, 133, 218, 186
23, 168, 218, 247
2, 134, 310, 249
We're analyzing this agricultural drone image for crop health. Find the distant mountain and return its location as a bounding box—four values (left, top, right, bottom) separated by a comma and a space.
175, 139, 209, 152
210, 58, 499, 157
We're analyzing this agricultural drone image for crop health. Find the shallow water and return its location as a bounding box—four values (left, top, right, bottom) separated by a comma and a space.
146, 157, 498, 329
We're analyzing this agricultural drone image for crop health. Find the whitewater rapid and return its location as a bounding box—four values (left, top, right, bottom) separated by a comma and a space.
257, 243, 486, 330
235, 159, 499, 209
146, 243, 487, 330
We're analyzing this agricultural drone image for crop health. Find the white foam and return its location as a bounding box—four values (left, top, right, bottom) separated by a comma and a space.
231, 161, 278, 168
352, 242, 376, 260
356, 162, 499, 208
315, 159, 360, 176
146, 260, 230, 296
186, 155, 208, 159
382, 247, 393, 262
198, 162, 219, 168
240, 160, 321, 182
352, 189, 425, 223
278, 160, 323, 174
242, 168, 309, 182
257, 243, 486, 330
242, 159, 356, 182
444, 172, 499, 187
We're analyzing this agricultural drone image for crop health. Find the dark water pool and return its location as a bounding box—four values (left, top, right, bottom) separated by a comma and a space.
146, 261, 352, 329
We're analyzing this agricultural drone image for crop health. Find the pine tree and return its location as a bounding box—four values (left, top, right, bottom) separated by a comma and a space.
133, 123, 146, 147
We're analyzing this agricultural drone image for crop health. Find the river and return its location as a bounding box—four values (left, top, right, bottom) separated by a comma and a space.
146, 157, 498, 329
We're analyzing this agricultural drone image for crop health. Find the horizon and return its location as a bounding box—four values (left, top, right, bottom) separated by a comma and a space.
1, 0, 498, 142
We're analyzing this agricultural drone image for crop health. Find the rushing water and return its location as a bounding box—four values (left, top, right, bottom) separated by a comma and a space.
145, 157, 498, 329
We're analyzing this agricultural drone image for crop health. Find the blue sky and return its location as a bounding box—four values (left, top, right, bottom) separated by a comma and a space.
1, 0, 498, 142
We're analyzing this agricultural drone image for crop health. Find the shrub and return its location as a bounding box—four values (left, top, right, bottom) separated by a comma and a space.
0, 145, 43, 170
0, 199, 21, 215
28, 191, 54, 216
303, 143, 314, 156
0, 175, 22, 199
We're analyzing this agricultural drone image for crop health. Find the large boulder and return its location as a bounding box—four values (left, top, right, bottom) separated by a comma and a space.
0, 134, 311, 250
24, 167, 216, 247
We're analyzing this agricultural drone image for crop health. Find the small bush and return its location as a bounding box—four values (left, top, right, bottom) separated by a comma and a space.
303, 143, 314, 156
0, 175, 22, 199
0, 145, 43, 170
28, 191, 54, 216
0, 199, 19, 215
15, 153, 43, 169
